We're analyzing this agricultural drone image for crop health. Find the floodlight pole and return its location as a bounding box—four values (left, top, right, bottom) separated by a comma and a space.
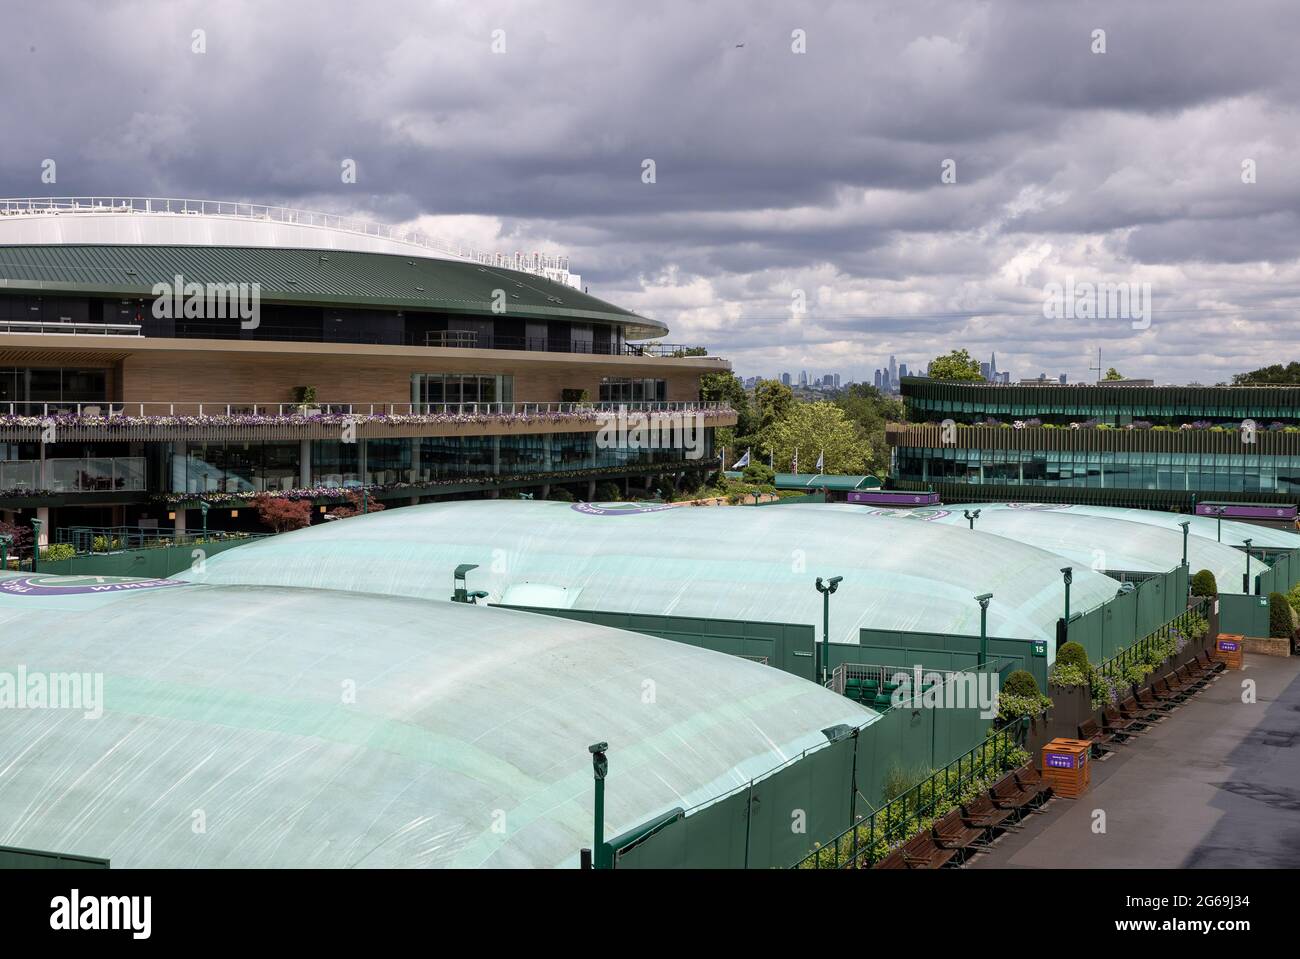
815, 576, 842, 685
1178, 520, 1190, 567
1061, 567, 1072, 623
975, 593, 993, 667
589, 742, 609, 868
200, 499, 209, 538
1212, 506, 1223, 543
1243, 538, 1253, 594
451, 563, 479, 603
30, 514, 42, 566
964, 508, 981, 530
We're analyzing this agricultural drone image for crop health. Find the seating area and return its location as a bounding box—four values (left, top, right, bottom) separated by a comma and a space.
873, 762, 1050, 869
870, 641, 1229, 869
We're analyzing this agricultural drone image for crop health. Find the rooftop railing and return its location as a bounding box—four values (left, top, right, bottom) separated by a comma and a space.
0, 196, 572, 281
0, 319, 142, 336
0, 456, 147, 493
0, 400, 733, 419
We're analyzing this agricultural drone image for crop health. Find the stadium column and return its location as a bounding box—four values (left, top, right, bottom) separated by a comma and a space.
299, 439, 311, 487
171, 441, 187, 493
35, 507, 49, 547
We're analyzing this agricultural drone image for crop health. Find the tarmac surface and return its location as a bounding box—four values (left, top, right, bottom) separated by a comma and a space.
970, 652, 1300, 868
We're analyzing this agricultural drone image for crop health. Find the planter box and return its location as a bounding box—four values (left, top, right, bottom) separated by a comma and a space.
1242, 636, 1291, 657
1046, 682, 1093, 746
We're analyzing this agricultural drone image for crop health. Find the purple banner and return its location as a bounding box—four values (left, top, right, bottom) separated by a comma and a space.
1195, 503, 1297, 520
1217, 639, 1240, 652
847, 491, 941, 506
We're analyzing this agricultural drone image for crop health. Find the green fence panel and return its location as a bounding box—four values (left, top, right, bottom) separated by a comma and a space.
38, 538, 256, 579
614, 789, 750, 868
1219, 592, 1271, 636
746, 737, 856, 868
852, 629, 1046, 690
499, 607, 818, 681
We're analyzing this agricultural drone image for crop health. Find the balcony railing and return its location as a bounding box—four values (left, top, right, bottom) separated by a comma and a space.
0, 457, 147, 493
0, 400, 732, 418
0, 196, 572, 281
0, 319, 143, 336
422, 330, 708, 356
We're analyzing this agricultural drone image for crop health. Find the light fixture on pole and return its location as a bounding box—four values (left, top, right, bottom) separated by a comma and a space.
963, 508, 981, 530
1178, 520, 1190, 568
1243, 537, 1253, 594
589, 741, 609, 868
974, 592, 993, 666
815, 575, 843, 685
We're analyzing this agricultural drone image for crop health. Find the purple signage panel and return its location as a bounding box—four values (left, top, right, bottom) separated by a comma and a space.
847, 491, 941, 507
1195, 503, 1297, 520
1217, 639, 1240, 652
1045, 752, 1076, 770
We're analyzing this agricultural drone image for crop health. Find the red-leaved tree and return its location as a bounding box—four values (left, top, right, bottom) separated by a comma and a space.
251, 494, 313, 534
331, 491, 387, 519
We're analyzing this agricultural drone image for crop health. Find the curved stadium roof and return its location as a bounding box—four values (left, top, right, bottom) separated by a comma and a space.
825, 502, 1262, 592
0, 244, 667, 338
0, 578, 868, 868
181, 500, 1121, 645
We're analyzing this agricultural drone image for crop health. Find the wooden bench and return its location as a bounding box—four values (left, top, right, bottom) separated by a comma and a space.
1135, 683, 1178, 711
988, 770, 1038, 819
1175, 663, 1209, 690
1102, 704, 1141, 738
931, 807, 984, 862
901, 829, 959, 868
873, 847, 907, 869
1153, 675, 1190, 703
1013, 763, 1054, 806
1078, 718, 1117, 753
1118, 693, 1160, 723
960, 794, 1014, 834
1196, 650, 1226, 674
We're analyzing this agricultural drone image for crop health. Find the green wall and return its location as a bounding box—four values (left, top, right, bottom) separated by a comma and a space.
37, 538, 257, 579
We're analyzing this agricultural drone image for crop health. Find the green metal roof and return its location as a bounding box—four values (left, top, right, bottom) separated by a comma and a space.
0, 244, 667, 337
722, 472, 881, 491
774, 473, 880, 491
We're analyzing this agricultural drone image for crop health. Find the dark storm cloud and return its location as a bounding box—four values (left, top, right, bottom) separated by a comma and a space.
3, 0, 1300, 383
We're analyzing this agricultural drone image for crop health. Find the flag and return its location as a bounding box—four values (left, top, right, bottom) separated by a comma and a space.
732, 448, 751, 469
816, 450, 824, 473
792, 447, 799, 474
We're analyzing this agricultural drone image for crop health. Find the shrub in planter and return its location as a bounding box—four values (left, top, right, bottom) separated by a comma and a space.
1190, 568, 1218, 598
593, 482, 621, 502
1048, 662, 1088, 687
39, 543, 76, 563
1269, 592, 1293, 639
1004, 670, 1040, 697
1055, 641, 1091, 676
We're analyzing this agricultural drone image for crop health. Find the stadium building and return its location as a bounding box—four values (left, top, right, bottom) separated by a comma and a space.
888, 377, 1300, 511
0, 197, 734, 546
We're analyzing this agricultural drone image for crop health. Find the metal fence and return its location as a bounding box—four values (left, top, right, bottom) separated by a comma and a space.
797, 716, 1028, 869
1095, 597, 1209, 679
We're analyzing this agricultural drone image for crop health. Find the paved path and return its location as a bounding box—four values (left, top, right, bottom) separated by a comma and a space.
970, 653, 1300, 868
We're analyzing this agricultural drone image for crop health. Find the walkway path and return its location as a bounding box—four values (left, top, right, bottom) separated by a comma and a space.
971, 653, 1300, 868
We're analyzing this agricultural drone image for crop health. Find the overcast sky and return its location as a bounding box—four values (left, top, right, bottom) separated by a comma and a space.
4, 0, 1300, 385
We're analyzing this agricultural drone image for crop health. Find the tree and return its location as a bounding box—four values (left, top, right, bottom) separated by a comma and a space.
836, 383, 906, 477
762, 401, 869, 475
752, 378, 795, 432
0, 519, 32, 562
700, 371, 758, 455
926, 348, 982, 381
1103, 367, 1124, 381
251, 494, 313, 533
1232, 361, 1300, 386
331, 490, 388, 519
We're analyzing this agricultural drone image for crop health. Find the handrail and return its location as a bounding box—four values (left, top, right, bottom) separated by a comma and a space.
0, 319, 142, 336
0, 196, 571, 280
0, 400, 733, 419
1095, 598, 1209, 680
797, 716, 1029, 869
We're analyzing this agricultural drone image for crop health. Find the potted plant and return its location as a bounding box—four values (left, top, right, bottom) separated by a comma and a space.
294, 385, 319, 414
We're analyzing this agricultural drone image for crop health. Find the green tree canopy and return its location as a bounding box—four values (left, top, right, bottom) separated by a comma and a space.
1232, 361, 1300, 386
753, 378, 795, 432
762, 401, 869, 475
1103, 367, 1124, 381
926, 348, 982, 381
835, 383, 905, 477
